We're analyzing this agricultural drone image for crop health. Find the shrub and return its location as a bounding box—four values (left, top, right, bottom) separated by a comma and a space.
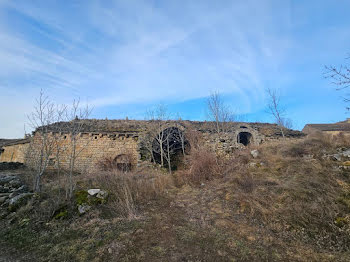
174, 147, 221, 186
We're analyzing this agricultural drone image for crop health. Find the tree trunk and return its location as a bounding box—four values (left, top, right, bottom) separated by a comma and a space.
167, 137, 171, 174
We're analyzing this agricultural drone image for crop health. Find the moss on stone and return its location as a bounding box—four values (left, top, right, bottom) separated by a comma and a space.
75, 190, 89, 205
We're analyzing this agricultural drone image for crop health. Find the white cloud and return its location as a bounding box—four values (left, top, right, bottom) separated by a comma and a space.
4, 0, 344, 137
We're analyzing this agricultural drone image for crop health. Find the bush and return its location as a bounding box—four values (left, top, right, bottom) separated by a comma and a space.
174, 147, 221, 186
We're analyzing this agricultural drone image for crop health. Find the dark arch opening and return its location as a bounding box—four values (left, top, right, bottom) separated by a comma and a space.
152, 127, 189, 170
114, 154, 132, 172
237, 132, 252, 146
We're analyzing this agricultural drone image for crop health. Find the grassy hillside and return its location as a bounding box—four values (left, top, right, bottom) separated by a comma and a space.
1, 133, 350, 261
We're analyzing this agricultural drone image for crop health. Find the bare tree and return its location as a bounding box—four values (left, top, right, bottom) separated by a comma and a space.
164, 131, 172, 173
266, 88, 288, 138
27, 90, 64, 192
325, 55, 350, 110
52, 104, 68, 177
206, 91, 235, 134
145, 104, 168, 167
174, 114, 186, 156
280, 117, 293, 129
64, 99, 92, 199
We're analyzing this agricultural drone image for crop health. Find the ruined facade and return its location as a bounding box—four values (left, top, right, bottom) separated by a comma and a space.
0, 119, 304, 172
302, 118, 350, 136
0, 139, 30, 163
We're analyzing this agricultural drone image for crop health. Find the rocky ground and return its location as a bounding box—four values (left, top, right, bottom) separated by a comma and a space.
1, 136, 350, 261
0, 172, 33, 219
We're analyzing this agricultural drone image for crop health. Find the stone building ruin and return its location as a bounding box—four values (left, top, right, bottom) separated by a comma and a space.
0, 119, 304, 172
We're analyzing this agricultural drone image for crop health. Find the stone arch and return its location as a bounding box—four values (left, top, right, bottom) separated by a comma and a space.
152, 126, 189, 169
237, 131, 253, 146
114, 154, 132, 172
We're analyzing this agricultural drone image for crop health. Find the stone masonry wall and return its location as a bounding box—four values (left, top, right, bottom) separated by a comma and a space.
25, 132, 139, 173
0, 143, 29, 163
2, 120, 305, 172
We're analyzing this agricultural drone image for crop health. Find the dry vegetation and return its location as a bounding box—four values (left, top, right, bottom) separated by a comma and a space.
1, 132, 350, 261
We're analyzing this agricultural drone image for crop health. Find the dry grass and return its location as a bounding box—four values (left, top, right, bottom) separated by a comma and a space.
2, 132, 350, 261
85, 169, 172, 219
173, 147, 223, 187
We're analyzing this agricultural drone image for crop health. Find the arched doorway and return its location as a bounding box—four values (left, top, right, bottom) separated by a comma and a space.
152, 126, 189, 169
114, 154, 132, 172
237, 132, 252, 146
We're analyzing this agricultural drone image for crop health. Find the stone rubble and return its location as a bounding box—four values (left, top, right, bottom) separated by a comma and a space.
0, 173, 33, 214
250, 150, 259, 158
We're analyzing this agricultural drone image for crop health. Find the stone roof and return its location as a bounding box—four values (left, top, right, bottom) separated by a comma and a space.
36, 119, 304, 138
302, 119, 350, 133
0, 138, 31, 148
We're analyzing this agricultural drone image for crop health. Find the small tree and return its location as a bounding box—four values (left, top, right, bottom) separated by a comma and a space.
145, 104, 168, 167
325, 55, 350, 110
64, 99, 91, 199
52, 104, 68, 177
206, 91, 235, 134
27, 90, 64, 192
265, 88, 290, 138
174, 114, 186, 156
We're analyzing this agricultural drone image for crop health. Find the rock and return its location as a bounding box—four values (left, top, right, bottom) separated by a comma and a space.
332, 154, 342, 161
0, 196, 8, 204
13, 185, 28, 194
0, 210, 9, 219
0, 176, 17, 185
9, 191, 20, 198
342, 149, 350, 158
251, 150, 259, 158
87, 189, 101, 196
0, 186, 10, 193
8, 193, 33, 211
96, 190, 108, 200
78, 204, 91, 214
8, 179, 22, 188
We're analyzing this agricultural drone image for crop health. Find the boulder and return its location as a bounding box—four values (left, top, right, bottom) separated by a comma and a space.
250, 150, 259, 158
87, 189, 101, 196
8, 193, 33, 211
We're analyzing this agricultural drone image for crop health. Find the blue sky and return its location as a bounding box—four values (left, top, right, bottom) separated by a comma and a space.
0, 0, 350, 138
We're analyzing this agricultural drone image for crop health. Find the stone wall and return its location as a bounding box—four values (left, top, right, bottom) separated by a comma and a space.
0, 143, 29, 163
25, 132, 139, 173
1, 120, 305, 172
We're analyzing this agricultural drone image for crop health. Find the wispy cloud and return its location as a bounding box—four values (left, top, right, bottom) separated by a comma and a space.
0, 0, 349, 137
